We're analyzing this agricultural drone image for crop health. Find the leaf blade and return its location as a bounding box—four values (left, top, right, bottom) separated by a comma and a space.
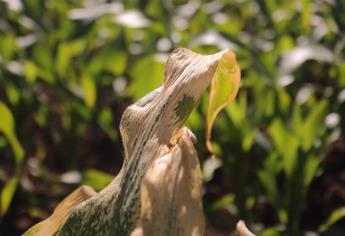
206, 50, 241, 155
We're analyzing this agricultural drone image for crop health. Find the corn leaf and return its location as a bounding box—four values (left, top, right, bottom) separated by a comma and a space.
130, 57, 164, 101
319, 207, 345, 232
82, 169, 113, 191
81, 73, 97, 109
206, 49, 241, 155
0, 177, 18, 216
0, 101, 24, 165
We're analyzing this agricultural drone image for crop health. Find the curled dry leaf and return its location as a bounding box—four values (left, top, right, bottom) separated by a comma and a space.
206, 49, 241, 157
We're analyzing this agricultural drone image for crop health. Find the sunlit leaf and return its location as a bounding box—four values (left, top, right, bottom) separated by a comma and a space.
57, 40, 85, 77
258, 153, 280, 207
24, 61, 38, 84
319, 207, 345, 232
82, 169, 113, 191
90, 48, 127, 76
114, 10, 151, 28
260, 172, 278, 205
301, 0, 311, 32
68, 3, 123, 20
292, 104, 303, 131
130, 57, 164, 101
268, 119, 298, 177
242, 130, 254, 151
0, 33, 16, 61
0, 177, 18, 216
277, 89, 290, 114
211, 194, 235, 210
81, 74, 96, 109
206, 49, 241, 155
304, 155, 321, 187
0, 101, 24, 164
301, 100, 328, 150
32, 44, 53, 70
260, 227, 280, 236
225, 92, 246, 129
6, 83, 20, 105
279, 45, 334, 75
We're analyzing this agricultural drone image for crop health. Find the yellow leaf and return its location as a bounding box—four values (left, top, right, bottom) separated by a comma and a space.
206, 50, 241, 156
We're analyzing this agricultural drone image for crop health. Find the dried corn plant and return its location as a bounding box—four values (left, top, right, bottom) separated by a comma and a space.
24, 48, 248, 236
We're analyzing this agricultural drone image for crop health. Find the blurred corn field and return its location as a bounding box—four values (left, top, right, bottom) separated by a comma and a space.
0, 0, 345, 235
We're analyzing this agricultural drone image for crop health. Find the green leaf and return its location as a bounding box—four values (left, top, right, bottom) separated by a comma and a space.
6, 83, 20, 105
0, 33, 16, 61
277, 89, 291, 114
269, 119, 288, 154
32, 44, 53, 70
130, 57, 164, 101
258, 170, 278, 206
211, 194, 235, 210
90, 48, 127, 76
225, 91, 246, 129
0, 177, 18, 216
82, 169, 113, 191
292, 104, 303, 132
319, 207, 345, 232
206, 50, 241, 154
0, 101, 24, 165
0, 101, 15, 138
303, 155, 321, 187
24, 61, 38, 84
57, 40, 85, 77
301, 0, 311, 32
242, 129, 254, 151
268, 119, 298, 177
97, 108, 116, 140
81, 74, 97, 109
301, 100, 328, 150
259, 227, 280, 236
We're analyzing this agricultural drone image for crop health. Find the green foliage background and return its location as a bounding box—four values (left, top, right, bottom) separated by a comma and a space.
0, 0, 345, 235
